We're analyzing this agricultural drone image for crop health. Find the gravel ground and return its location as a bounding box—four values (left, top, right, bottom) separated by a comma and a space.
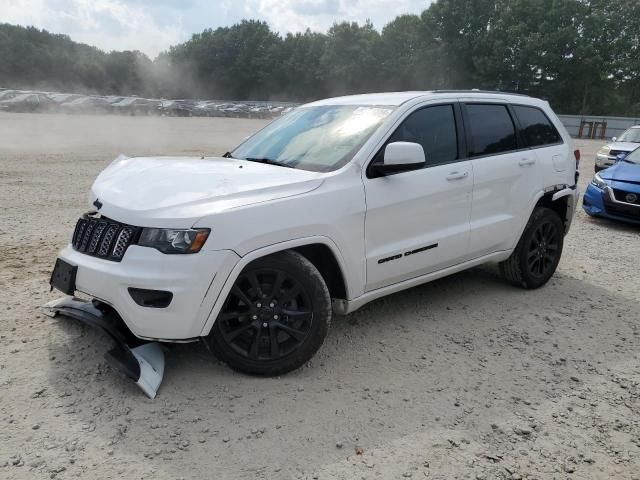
1, 112, 639, 480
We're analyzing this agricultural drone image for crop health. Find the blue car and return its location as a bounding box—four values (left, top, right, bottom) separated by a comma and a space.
583, 147, 640, 224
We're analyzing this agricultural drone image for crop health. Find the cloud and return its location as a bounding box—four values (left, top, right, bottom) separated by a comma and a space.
290, 0, 341, 16
1, 0, 185, 56
0, 0, 432, 57
248, 0, 429, 34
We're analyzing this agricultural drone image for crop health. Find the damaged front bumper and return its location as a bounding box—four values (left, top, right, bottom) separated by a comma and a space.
43, 296, 165, 398
54, 244, 238, 340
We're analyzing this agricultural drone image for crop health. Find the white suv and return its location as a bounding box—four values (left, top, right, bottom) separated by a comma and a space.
49, 91, 579, 378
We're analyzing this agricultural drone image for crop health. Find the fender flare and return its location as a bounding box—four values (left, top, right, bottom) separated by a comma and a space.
510, 185, 576, 250
198, 236, 350, 337
551, 187, 575, 201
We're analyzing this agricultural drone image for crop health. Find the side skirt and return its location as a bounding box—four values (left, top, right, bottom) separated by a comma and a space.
332, 250, 511, 315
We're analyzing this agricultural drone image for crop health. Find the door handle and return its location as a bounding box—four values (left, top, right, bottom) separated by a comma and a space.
519, 158, 535, 166
446, 171, 469, 181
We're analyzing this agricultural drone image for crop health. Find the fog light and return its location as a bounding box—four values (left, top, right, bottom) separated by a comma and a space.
128, 288, 173, 308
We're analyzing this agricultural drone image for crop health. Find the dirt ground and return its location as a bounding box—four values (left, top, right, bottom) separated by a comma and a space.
1, 112, 639, 480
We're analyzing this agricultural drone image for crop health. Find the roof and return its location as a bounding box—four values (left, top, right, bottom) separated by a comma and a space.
305, 90, 534, 107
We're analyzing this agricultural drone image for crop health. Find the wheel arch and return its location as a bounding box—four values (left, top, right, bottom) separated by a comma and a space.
292, 244, 347, 300
533, 188, 575, 233
199, 236, 350, 337
511, 187, 576, 250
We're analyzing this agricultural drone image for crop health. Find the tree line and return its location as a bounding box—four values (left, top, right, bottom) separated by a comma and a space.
1, 0, 638, 115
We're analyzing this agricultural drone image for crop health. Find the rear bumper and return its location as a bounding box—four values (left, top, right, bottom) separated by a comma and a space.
56, 244, 240, 340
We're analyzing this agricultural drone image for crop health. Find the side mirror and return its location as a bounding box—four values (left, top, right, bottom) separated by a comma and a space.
372, 142, 426, 176
612, 137, 617, 142
616, 152, 627, 163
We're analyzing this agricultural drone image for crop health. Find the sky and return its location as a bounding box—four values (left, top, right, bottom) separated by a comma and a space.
0, 0, 433, 58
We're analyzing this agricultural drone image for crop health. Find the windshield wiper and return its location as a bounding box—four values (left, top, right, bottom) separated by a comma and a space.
244, 157, 295, 168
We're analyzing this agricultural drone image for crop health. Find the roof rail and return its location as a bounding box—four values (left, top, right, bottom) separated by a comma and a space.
432, 89, 531, 97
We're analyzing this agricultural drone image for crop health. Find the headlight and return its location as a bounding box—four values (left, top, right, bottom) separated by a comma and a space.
590, 173, 609, 190
138, 228, 210, 254
597, 146, 611, 156
596, 146, 611, 160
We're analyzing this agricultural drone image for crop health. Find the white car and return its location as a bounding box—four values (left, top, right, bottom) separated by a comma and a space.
595, 125, 640, 172
48, 91, 579, 392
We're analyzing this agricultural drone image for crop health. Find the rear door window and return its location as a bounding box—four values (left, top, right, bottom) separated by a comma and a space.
465, 104, 517, 157
512, 105, 562, 147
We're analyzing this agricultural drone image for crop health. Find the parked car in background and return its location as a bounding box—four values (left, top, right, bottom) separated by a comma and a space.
0, 92, 54, 112
595, 125, 640, 172
46, 90, 579, 397
192, 101, 228, 117
0, 88, 297, 118
584, 146, 640, 224
48, 93, 84, 105
60, 96, 114, 114
157, 99, 198, 117
0, 89, 20, 101
111, 97, 162, 116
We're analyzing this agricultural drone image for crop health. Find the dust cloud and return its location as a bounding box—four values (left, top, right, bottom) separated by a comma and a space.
0, 112, 269, 158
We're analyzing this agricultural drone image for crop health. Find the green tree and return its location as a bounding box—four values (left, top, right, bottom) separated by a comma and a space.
320, 21, 382, 95
169, 20, 282, 99
420, 0, 498, 88
279, 30, 328, 101
379, 14, 424, 91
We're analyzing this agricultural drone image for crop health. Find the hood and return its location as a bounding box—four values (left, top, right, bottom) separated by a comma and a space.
90, 156, 324, 228
600, 160, 640, 183
607, 141, 640, 152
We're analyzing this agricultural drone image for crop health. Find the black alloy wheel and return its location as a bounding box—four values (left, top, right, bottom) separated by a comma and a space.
207, 251, 331, 376
219, 269, 313, 361
499, 207, 565, 289
526, 220, 560, 279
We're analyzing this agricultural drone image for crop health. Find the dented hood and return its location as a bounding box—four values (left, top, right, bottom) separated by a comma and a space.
90, 156, 323, 228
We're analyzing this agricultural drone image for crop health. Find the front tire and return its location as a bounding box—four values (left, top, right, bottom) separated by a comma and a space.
206, 251, 331, 376
499, 207, 564, 289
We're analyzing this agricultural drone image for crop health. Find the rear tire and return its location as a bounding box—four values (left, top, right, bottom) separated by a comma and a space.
499, 207, 564, 289
206, 251, 331, 376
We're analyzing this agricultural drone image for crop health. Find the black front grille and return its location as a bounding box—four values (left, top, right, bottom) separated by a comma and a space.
72, 216, 139, 262
604, 203, 640, 220
612, 189, 640, 205
603, 194, 640, 220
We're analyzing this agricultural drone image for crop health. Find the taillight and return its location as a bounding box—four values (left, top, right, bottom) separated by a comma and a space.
574, 149, 581, 168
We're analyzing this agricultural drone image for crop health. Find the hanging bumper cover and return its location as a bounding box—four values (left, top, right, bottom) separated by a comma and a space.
43, 296, 165, 398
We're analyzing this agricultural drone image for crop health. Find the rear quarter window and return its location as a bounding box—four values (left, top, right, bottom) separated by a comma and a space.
512, 105, 562, 147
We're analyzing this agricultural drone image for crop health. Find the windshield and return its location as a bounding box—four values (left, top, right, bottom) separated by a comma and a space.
617, 127, 640, 143
623, 147, 640, 165
231, 105, 394, 172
